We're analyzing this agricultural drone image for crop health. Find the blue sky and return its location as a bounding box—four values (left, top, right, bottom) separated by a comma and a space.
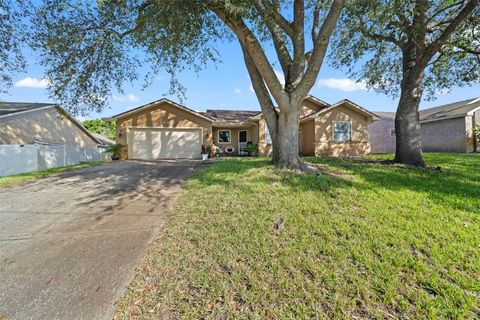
3, 39, 479, 122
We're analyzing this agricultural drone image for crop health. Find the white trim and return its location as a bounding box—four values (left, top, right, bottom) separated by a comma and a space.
0, 105, 55, 120
238, 129, 248, 154
332, 121, 352, 142
264, 124, 272, 145
217, 129, 232, 144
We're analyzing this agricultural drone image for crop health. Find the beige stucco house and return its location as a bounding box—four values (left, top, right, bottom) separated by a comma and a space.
369, 97, 480, 153
104, 96, 378, 159
0, 102, 101, 147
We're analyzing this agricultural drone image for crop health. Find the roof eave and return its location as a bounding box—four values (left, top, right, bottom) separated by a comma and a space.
107, 98, 214, 122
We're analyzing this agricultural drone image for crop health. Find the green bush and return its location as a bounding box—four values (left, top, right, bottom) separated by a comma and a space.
245, 143, 258, 156
106, 144, 123, 158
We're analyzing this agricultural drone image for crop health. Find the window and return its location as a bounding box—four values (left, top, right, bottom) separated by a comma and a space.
218, 130, 231, 143
333, 121, 351, 142
390, 129, 395, 137
265, 125, 272, 144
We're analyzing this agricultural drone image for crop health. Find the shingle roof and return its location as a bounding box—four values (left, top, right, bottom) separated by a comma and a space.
420, 97, 480, 122
202, 109, 261, 123
91, 133, 115, 146
0, 102, 53, 117
372, 111, 396, 119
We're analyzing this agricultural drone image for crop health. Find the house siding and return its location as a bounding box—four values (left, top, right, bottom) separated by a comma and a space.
368, 118, 396, 153
314, 105, 371, 156
421, 117, 467, 152
257, 118, 272, 156
300, 120, 315, 156
0, 107, 97, 147
115, 101, 213, 158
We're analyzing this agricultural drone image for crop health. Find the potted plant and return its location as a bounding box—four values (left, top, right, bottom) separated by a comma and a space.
206, 144, 215, 158
201, 145, 209, 160
245, 143, 258, 156
106, 143, 123, 160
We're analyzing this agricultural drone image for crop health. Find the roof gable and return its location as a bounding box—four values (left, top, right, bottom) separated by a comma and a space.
301, 99, 379, 122
104, 98, 213, 122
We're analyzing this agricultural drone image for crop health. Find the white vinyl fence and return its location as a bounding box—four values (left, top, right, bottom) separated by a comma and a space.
0, 144, 109, 177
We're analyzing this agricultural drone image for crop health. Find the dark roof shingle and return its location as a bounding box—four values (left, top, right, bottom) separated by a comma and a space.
0, 102, 53, 117
202, 109, 261, 123
420, 97, 480, 122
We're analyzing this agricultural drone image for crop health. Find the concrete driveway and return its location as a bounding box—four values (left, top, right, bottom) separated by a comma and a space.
0, 160, 196, 320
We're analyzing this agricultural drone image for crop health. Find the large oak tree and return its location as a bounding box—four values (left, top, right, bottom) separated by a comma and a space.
32, 0, 345, 169
331, 0, 479, 166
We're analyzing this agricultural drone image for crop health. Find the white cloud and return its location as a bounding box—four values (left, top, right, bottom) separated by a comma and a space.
317, 78, 367, 92
234, 88, 242, 94
112, 93, 140, 102
14, 77, 49, 89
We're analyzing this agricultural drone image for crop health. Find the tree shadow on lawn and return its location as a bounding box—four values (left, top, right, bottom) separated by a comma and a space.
197, 156, 479, 214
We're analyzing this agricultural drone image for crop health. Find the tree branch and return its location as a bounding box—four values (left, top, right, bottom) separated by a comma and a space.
240, 43, 278, 140
253, 0, 292, 76
289, 0, 306, 91
422, 0, 479, 64
296, 0, 344, 99
209, 2, 288, 104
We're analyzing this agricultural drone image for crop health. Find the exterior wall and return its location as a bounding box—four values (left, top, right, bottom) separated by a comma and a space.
421, 117, 467, 152
257, 118, 272, 156
300, 120, 315, 156
212, 127, 255, 156
466, 111, 479, 152
368, 118, 396, 153
115, 101, 213, 158
314, 105, 371, 156
0, 108, 97, 147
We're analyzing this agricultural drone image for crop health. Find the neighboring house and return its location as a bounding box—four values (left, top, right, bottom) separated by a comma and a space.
369, 97, 480, 153
91, 133, 115, 146
368, 112, 396, 153
0, 102, 101, 147
104, 96, 378, 159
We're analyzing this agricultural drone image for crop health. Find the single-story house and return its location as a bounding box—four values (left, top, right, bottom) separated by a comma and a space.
104, 96, 378, 159
369, 97, 480, 153
0, 102, 103, 147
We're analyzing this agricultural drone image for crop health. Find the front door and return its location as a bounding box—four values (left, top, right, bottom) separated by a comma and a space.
238, 130, 248, 155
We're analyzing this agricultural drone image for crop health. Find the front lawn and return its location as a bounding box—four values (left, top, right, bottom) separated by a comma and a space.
115, 153, 479, 319
0, 161, 105, 188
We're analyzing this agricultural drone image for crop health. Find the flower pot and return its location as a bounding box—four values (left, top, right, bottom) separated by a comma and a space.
201, 153, 208, 161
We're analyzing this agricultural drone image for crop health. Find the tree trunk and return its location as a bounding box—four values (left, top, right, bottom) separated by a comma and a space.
273, 102, 304, 170
394, 74, 425, 167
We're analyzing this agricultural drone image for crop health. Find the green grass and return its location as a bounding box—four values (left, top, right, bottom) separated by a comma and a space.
0, 161, 105, 188
115, 153, 479, 319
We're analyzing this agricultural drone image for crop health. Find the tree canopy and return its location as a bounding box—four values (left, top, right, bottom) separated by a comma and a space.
331, 0, 480, 99
0, 0, 27, 94
82, 119, 116, 140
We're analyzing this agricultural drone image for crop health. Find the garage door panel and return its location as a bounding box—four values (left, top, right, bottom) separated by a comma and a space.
131, 129, 201, 159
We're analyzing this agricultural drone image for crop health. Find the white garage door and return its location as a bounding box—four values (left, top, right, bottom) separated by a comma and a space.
130, 128, 202, 159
